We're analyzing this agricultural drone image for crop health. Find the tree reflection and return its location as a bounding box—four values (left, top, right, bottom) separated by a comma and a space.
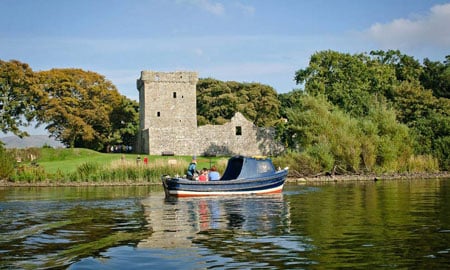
0, 198, 151, 269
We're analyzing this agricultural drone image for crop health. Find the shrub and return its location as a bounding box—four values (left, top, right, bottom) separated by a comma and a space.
77, 162, 100, 181
407, 155, 439, 173
11, 165, 47, 183
273, 151, 322, 176
0, 144, 15, 180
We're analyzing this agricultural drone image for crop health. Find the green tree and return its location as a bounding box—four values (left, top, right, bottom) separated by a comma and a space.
295, 50, 397, 117
277, 89, 305, 148
393, 81, 438, 124
365, 102, 412, 172
0, 142, 14, 180
35, 69, 124, 150
420, 56, 450, 99
278, 93, 413, 173
109, 96, 139, 148
234, 82, 281, 127
0, 60, 41, 137
282, 95, 362, 173
392, 80, 450, 169
197, 78, 237, 125
370, 49, 423, 83
197, 78, 281, 127
369, 51, 449, 169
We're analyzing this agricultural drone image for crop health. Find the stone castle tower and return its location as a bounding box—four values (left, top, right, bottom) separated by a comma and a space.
137, 70, 283, 156
136, 71, 198, 154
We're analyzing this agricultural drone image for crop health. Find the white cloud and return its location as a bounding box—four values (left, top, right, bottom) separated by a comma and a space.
366, 3, 450, 49
177, 0, 225, 15
234, 2, 255, 16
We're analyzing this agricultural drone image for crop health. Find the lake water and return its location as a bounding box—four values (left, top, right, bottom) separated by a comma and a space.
0, 179, 449, 269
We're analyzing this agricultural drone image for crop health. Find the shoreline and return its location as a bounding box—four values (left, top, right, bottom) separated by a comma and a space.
1, 172, 449, 187
288, 171, 450, 183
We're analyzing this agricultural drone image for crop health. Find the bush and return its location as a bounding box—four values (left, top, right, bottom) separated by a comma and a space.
77, 162, 100, 181
406, 155, 439, 173
0, 144, 15, 180
273, 151, 322, 176
433, 136, 450, 171
11, 165, 47, 183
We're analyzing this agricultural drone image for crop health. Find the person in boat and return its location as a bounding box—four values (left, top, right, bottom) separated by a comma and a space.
208, 165, 220, 181
198, 168, 208, 182
186, 159, 198, 180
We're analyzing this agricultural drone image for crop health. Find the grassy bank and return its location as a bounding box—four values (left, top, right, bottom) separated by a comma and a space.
7, 148, 228, 184
2, 147, 448, 186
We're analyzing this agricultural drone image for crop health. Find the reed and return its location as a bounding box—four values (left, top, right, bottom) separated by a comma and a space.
11, 165, 47, 183
406, 155, 439, 173
5, 147, 227, 183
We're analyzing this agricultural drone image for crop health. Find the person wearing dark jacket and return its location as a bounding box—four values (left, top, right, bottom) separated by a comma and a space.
186, 159, 197, 180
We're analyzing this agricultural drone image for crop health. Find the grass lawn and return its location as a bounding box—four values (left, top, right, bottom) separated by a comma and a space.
36, 148, 226, 174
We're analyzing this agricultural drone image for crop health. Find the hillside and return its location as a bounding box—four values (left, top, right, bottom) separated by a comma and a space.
0, 135, 65, 149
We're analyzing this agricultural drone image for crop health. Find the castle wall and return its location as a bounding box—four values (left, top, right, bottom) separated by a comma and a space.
137, 71, 198, 155
137, 70, 284, 156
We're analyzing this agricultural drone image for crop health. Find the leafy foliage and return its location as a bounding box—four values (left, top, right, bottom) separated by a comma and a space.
291, 50, 448, 172
420, 56, 450, 99
197, 78, 237, 125
197, 78, 281, 127
392, 74, 450, 170
0, 60, 41, 137
108, 96, 139, 148
34, 69, 138, 150
278, 93, 413, 174
0, 142, 15, 179
295, 50, 397, 117
1, 52, 448, 173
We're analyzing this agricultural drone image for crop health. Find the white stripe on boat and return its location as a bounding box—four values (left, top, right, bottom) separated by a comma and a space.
169, 184, 284, 197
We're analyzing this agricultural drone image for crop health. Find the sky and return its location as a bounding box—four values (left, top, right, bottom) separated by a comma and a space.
1, 0, 450, 135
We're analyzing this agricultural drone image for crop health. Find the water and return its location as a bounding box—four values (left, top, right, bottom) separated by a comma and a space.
0, 179, 449, 269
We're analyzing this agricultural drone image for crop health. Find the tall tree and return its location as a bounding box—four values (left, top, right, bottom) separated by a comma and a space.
277, 89, 305, 148
278, 92, 413, 173
0, 60, 41, 137
234, 82, 281, 127
35, 69, 124, 150
420, 56, 450, 99
196, 78, 281, 127
370, 50, 423, 83
196, 78, 237, 125
393, 80, 450, 169
109, 96, 139, 148
295, 50, 397, 117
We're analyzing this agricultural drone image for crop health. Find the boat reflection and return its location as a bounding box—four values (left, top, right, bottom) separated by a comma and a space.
138, 194, 291, 249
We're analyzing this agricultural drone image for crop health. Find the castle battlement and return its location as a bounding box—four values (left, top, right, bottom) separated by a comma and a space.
139, 71, 198, 83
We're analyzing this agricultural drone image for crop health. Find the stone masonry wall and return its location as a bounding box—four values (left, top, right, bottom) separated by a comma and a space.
195, 112, 283, 156
137, 70, 284, 156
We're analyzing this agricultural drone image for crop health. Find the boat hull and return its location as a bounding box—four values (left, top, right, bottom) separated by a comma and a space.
162, 170, 288, 197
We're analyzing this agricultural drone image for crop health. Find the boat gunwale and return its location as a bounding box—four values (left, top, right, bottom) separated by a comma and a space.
163, 169, 288, 186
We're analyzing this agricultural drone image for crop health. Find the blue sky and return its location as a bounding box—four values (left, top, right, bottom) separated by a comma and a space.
1, 1, 449, 102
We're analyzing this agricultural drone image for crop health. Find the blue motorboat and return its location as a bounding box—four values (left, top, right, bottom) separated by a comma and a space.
162, 156, 288, 197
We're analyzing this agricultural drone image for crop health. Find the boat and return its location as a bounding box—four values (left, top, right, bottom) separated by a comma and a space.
162, 155, 289, 197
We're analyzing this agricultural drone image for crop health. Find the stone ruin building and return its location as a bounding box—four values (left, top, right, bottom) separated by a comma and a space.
136, 71, 284, 156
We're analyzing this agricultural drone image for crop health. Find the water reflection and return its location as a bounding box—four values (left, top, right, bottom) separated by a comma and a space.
0, 180, 449, 269
0, 186, 153, 269
140, 194, 291, 246
139, 194, 315, 268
